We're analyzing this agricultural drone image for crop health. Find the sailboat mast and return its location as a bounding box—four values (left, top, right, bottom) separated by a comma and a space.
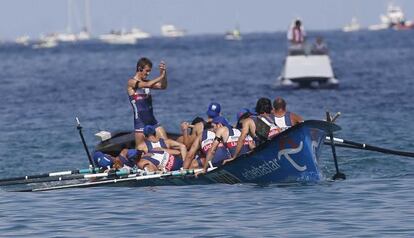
84, 0, 91, 33
66, 0, 73, 33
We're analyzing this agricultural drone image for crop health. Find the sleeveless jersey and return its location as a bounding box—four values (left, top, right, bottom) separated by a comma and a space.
145, 138, 167, 152
201, 129, 231, 167
224, 126, 252, 157
256, 115, 281, 139
274, 112, 292, 132
129, 87, 158, 130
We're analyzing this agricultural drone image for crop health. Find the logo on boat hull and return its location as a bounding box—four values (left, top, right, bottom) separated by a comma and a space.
277, 141, 306, 171
240, 140, 305, 180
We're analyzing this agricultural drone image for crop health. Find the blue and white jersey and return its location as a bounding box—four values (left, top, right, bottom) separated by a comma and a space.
274, 112, 293, 131
225, 126, 252, 157
142, 150, 183, 172
144, 138, 167, 152
201, 129, 231, 167
129, 87, 158, 131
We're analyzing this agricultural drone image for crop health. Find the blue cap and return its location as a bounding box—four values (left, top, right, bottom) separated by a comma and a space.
143, 125, 156, 137
236, 108, 252, 121
206, 102, 221, 118
93, 151, 113, 168
212, 116, 229, 126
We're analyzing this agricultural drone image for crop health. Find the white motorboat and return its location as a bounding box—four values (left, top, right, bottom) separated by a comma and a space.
99, 31, 137, 45
161, 24, 185, 38
369, 3, 414, 31
32, 37, 58, 49
130, 28, 151, 39
343, 17, 361, 32
15, 36, 30, 46
277, 45, 338, 88
225, 28, 242, 41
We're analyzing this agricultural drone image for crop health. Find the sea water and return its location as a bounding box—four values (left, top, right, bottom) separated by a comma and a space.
1, 30, 414, 237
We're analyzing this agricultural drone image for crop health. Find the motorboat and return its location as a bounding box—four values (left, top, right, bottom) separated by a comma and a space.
277, 43, 338, 88
369, 3, 414, 31
161, 24, 185, 38
99, 31, 137, 45
343, 17, 361, 32
225, 28, 242, 41
129, 28, 151, 39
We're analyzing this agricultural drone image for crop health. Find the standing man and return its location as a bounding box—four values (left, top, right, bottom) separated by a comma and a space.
127, 57, 168, 148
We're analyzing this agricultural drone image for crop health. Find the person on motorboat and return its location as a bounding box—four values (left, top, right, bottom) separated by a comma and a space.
311, 37, 328, 55
136, 125, 187, 172
127, 57, 168, 149
92, 148, 143, 172
272, 97, 303, 131
287, 19, 306, 55
226, 97, 280, 163
178, 102, 221, 149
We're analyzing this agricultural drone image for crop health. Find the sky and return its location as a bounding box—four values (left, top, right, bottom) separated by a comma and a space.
1, 0, 414, 39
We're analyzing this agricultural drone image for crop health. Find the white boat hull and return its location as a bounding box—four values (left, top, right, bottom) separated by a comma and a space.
278, 54, 338, 88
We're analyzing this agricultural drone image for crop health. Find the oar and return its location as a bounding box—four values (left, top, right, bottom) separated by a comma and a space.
0, 168, 132, 186
76, 117, 96, 172
326, 137, 414, 158
14, 168, 215, 192
0, 168, 99, 185
326, 112, 346, 180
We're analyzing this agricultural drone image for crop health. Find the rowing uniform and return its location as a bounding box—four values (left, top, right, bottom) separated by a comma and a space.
142, 151, 183, 172
274, 112, 293, 132
145, 138, 167, 151
201, 129, 231, 167
224, 126, 252, 157
256, 115, 281, 139
143, 138, 183, 171
129, 87, 159, 132
118, 149, 142, 168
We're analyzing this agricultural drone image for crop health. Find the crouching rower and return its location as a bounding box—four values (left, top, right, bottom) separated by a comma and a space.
137, 125, 187, 172
93, 148, 143, 172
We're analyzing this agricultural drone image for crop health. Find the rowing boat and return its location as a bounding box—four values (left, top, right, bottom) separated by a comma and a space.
0, 120, 340, 192
95, 120, 340, 184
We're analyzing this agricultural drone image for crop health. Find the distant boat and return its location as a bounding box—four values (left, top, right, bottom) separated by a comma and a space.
225, 28, 242, 41
161, 24, 185, 38
15, 36, 30, 46
277, 40, 338, 89
129, 28, 151, 39
32, 37, 58, 49
369, 3, 414, 31
343, 17, 361, 32
99, 30, 137, 45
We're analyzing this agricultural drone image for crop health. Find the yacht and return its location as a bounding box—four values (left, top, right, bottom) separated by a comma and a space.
99, 30, 137, 45
343, 17, 361, 32
15, 36, 30, 46
225, 28, 242, 40
129, 28, 151, 39
161, 24, 185, 38
369, 3, 414, 31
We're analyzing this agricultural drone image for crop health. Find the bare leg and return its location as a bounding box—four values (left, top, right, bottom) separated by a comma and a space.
137, 159, 157, 172
134, 132, 145, 149
156, 126, 168, 140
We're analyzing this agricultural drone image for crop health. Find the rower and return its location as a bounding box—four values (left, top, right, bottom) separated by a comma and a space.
272, 97, 303, 131
137, 125, 187, 172
92, 149, 142, 171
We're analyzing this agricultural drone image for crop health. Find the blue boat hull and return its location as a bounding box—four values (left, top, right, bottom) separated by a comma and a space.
106, 120, 339, 187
